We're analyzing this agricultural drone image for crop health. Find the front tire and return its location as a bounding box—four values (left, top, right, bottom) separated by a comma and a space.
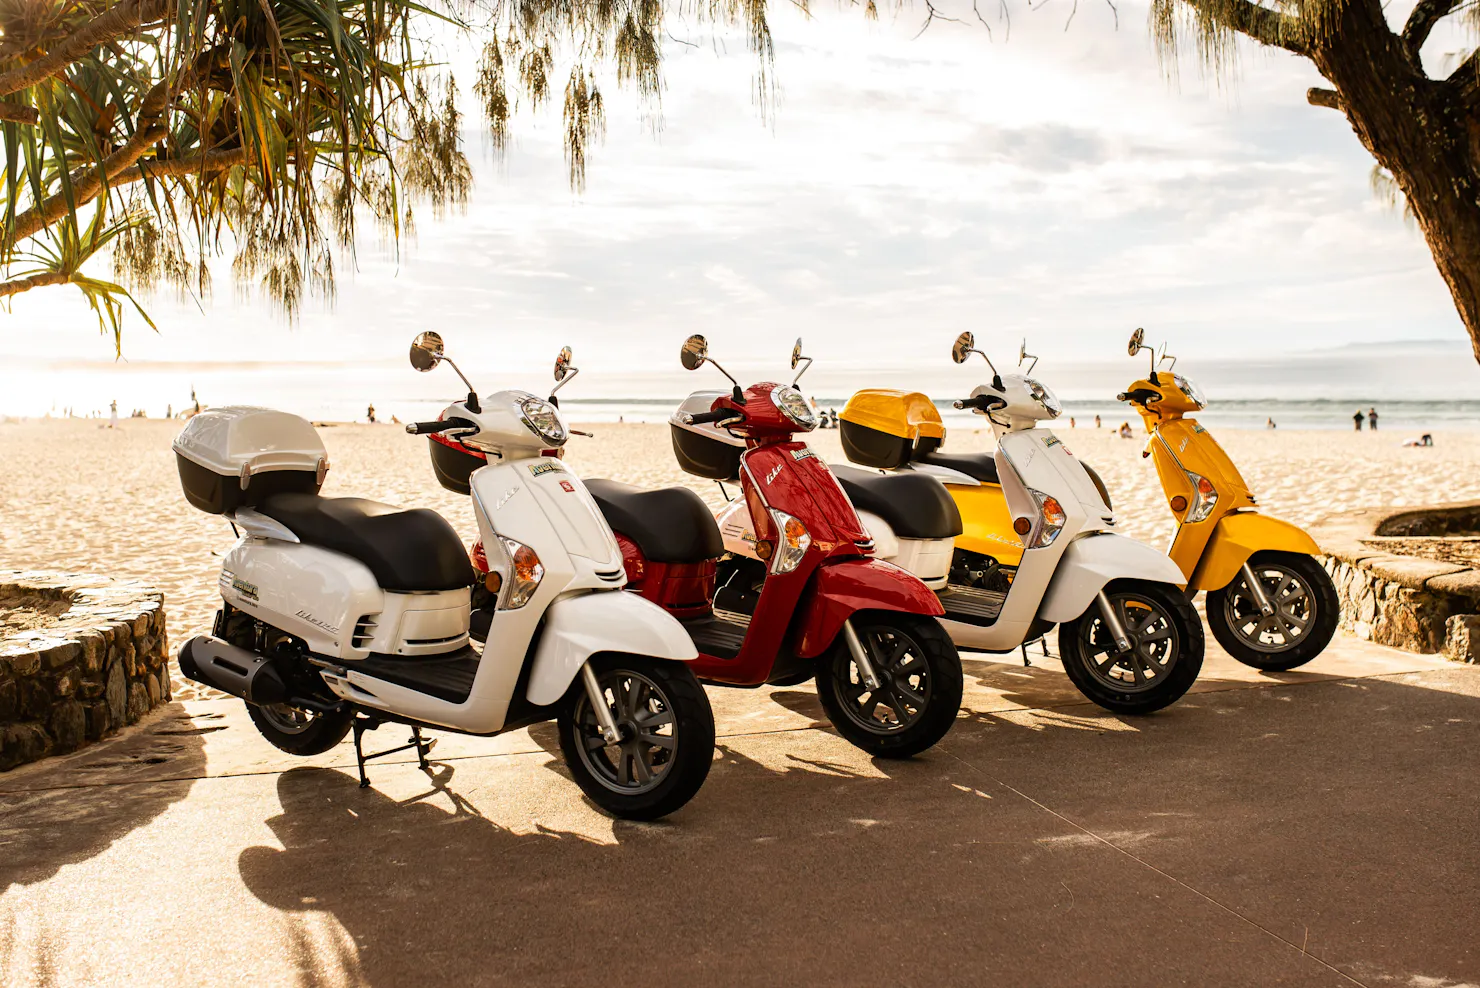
1206, 552, 1339, 671
248, 702, 354, 756
1059, 581, 1204, 714
815, 613, 963, 758
558, 655, 715, 821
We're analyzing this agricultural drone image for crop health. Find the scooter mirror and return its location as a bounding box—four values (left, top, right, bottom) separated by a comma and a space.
410, 331, 445, 372
791, 338, 803, 370
681, 335, 708, 371
554, 346, 573, 382
951, 332, 975, 364
1127, 327, 1145, 357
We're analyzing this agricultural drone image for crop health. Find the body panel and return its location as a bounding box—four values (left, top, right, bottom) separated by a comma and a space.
791, 557, 946, 658
1188, 511, 1323, 591
1037, 532, 1190, 623
525, 590, 699, 705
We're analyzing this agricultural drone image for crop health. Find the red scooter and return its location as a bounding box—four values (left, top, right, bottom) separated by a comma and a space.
582, 336, 963, 757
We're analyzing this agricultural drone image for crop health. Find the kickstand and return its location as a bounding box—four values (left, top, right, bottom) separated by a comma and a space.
1020, 643, 1031, 667
352, 715, 437, 789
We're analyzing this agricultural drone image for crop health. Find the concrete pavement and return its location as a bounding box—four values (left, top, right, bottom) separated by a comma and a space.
1, 632, 1477, 987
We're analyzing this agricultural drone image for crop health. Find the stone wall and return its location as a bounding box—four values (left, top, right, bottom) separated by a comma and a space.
1312, 504, 1480, 663
0, 572, 170, 771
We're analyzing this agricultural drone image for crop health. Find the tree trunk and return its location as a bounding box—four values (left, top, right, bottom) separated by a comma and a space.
1313, 0, 1480, 363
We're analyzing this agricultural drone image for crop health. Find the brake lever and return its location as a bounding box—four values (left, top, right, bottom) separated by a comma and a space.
570, 429, 594, 438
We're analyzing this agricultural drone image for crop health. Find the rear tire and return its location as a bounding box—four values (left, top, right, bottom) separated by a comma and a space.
1206, 552, 1339, 671
1059, 581, 1204, 714
247, 702, 354, 756
558, 655, 715, 820
815, 613, 963, 758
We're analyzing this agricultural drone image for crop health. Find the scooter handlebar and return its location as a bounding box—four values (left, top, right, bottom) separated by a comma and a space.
405, 417, 476, 435
1117, 389, 1161, 405
952, 395, 1006, 412
681, 408, 744, 426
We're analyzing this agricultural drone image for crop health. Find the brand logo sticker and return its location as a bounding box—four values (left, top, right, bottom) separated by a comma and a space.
527, 461, 563, 477
296, 610, 339, 634
559, 480, 575, 492
1193, 423, 1208, 434
1043, 435, 1063, 449
765, 464, 783, 485
496, 486, 520, 509
791, 447, 817, 462
230, 576, 259, 602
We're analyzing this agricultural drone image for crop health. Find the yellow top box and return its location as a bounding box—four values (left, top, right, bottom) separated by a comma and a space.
840, 389, 946, 441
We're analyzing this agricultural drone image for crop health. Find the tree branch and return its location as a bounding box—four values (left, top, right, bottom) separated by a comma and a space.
0, 103, 39, 125
1401, 0, 1460, 67
1308, 86, 1342, 109
114, 147, 250, 183
1180, 0, 1308, 55
1448, 46, 1480, 109
0, 271, 69, 298
0, 0, 172, 100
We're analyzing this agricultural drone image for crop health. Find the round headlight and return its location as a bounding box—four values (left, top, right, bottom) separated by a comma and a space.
1174, 375, 1207, 409
1024, 378, 1062, 418
518, 396, 568, 446
772, 386, 817, 431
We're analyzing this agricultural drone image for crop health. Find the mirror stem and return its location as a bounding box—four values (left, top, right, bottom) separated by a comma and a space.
792, 356, 813, 386
551, 366, 580, 396
706, 358, 747, 403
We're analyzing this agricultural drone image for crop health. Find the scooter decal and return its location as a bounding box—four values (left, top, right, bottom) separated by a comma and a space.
790, 448, 817, 462
1043, 436, 1063, 449
765, 464, 784, 485
295, 609, 339, 634
495, 486, 521, 509
230, 575, 259, 602
559, 480, 575, 492
527, 460, 565, 477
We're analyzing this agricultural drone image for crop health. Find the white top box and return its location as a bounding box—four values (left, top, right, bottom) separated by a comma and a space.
173, 406, 329, 483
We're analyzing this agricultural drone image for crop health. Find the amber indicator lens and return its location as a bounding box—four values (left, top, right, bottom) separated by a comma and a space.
1170, 495, 1188, 513
485, 572, 503, 594
1012, 517, 1032, 536
756, 540, 775, 560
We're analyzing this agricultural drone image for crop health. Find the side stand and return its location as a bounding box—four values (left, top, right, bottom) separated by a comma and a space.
352, 715, 436, 789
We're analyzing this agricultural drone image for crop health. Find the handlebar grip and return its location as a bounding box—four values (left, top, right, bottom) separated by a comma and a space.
683, 409, 743, 426
405, 417, 475, 435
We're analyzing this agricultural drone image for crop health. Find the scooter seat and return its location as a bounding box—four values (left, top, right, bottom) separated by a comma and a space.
831, 465, 963, 540
259, 494, 474, 592
915, 450, 1000, 485
585, 479, 723, 564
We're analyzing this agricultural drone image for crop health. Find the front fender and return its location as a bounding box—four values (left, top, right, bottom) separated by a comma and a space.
1189, 511, 1321, 592
792, 557, 944, 659
1038, 533, 1188, 623
525, 590, 698, 706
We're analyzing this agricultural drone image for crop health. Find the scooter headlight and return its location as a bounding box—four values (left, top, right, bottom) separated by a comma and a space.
1023, 378, 1062, 418
766, 508, 812, 574
1173, 375, 1207, 410
1012, 489, 1066, 548
1183, 471, 1218, 523
496, 536, 544, 608
771, 386, 818, 432
518, 396, 568, 447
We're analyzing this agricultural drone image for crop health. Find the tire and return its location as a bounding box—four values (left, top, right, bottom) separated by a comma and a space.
1058, 581, 1204, 715
247, 701, 354, 756
558, 655, 715, 821
1206, 552, 1339, 671
815, 613, 963, 758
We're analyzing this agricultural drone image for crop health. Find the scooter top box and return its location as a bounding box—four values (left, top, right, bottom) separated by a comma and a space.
839, 390, 946, 470
670, 390, 745, 481
173, 406, 329, 514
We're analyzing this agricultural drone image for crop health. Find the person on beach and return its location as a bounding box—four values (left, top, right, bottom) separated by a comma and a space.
1353, 409, 1365, 431
1402, 433, 1434, 447
367, 404, 376, 424
1118, 422, 1133, 439
1095, 415, 1102, 428
1070, 417, 1076, 428
1266, 417, 1277, 429
1368, 407, 1379, 431
108, 400, 117, 429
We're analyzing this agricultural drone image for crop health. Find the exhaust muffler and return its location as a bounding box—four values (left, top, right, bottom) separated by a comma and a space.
178, 634, 290, 706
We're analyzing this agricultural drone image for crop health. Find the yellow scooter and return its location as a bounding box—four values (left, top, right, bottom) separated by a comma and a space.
1117, 329, 1338, 670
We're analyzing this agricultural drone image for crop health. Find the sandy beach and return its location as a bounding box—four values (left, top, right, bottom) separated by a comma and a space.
2, 417, 1477, 699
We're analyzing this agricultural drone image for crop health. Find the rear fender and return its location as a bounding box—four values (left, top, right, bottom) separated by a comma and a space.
1189, 511, 1321, 592
792, 557, 944, 658
1038, 533, 1188, 623
525, 590, 698, 706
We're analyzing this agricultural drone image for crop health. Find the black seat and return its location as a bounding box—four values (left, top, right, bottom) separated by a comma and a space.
915, 450, 1000, 485
831, 465, 963, 540
259, 494, 473, 592
585, 479, 723, 564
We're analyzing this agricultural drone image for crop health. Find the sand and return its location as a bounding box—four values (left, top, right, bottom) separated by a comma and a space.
2, 418, 1478, 700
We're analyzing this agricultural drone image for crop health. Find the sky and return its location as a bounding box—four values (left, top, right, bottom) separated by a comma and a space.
3, 0, 1479, 415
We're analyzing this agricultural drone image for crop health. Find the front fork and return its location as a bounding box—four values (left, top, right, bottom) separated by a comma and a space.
579, 661, 622, 744
1238, 561, 1276, 616
842, 618, 884, 690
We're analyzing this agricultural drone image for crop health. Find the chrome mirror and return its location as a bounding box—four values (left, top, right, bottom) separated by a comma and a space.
951, 332, 975, 365
790, 337, 814, 385
1127, 327, 1146, 357
1019, 338, 1039, 376
409, 331, 444, 372
551, 345, 579, 396
680, 335, 708, 371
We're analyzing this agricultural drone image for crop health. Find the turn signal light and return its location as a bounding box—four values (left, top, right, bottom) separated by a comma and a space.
484, 572, 503, 594
496, 536, 544, 608
1013, 517, 1032, 536
1169, 495, 1188, 513
756, 540, 774, 561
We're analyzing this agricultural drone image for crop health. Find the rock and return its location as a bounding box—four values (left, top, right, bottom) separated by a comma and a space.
20, 679, 51, 720
145, 671, 160, 705
53, 671, 75, 697
0, 679, 16, 721
158, 665, 171, 702
42, 640, 80, 669
126, 682, 148, 724
152, 608, 167, 634
85, 701, 110, 740
49, 700, 86, 753
4, 650, 40, 677
105, 662, 126, 727
0, 723, 51, 772
1445, 615, 1480, 664
78, 631, 106, 672
80, 676, 105, 700
133, 613, 150, 637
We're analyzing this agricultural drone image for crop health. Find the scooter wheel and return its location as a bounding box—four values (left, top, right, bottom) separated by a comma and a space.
1058, 581, 1204, 715
558, 655, 715, 821
248, 702, 354, 756
815, 613, 963, 759
1206, 552, 1340, 671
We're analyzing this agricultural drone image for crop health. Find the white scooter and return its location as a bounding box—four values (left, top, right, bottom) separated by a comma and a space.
718, 336, 1205, 714
174, 333, 714, 819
